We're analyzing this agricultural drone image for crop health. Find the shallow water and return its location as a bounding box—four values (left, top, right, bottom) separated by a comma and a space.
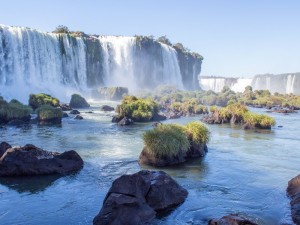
0, 103, 299, 225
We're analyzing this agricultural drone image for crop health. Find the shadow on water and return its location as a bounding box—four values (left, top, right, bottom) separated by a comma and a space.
0, 174, 62, 194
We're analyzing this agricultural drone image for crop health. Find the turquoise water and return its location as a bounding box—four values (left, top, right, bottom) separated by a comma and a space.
0, 102, 299, 225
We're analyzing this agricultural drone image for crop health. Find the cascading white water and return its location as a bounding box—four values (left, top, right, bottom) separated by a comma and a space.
231, 78, 252, 92
0, 25, 87, 102
286, 74, 295, 94
200, 78, 227, 92
0, 25, 193, 102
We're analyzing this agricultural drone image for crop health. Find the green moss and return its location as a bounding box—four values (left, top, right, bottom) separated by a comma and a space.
36, 105, 62, 121
29, 93, 60, 110
185, 121, 210, 144
69, 94, 90, 108
143, 124, 190, 157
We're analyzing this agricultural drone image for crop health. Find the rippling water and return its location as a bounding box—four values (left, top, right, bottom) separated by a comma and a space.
0, 102, 299, 225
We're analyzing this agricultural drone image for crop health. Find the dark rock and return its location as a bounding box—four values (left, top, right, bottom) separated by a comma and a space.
287, 174, 300, 225
152, 113, 167, 121
186, 143, 207, 159
0, 142, 11, 158
112, 116, 122, 123
60, 104, 72, 111
85, 111, 93, 114
0, 144, 83, 176
152, 122, 162, 127
62, 112, 69, 118
209, 214, 258, 225
6, 119, 27, 126
70, 109, 80, 115
93, 170, 187, 225
74, 115, 83, 120
117, 117, 134, 126
101, 105, 114, 112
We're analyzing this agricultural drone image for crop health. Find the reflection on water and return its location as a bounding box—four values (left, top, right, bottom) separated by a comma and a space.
0, 104, 299, 225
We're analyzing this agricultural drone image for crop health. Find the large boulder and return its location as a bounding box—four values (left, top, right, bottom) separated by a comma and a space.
0, 144, 83, 176
287, 174, 300, 225
93, 170, 188, 225
117, 117, 134, 126
69, 94, 90, 108
209, 214, 258, 225
36, 105, 62, 125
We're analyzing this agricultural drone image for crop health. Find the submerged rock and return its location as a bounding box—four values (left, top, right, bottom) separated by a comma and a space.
117, 117, 134, 126
74, 115, 83, 120
0, 144, 83, 176
70, 109, 80, 115
287, 174, 300, 225
209, 214, 258, 225
100, 105, 114, 112
93, 170, 187, 225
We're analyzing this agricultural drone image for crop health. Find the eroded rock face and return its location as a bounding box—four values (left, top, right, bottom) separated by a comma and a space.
93, 170, 188, 225
209, 214, 258, 225
287, 174, 300, 225
0, 144, 83, 176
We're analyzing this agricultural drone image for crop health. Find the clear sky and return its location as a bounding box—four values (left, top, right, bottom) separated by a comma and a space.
1, 0, 299, 77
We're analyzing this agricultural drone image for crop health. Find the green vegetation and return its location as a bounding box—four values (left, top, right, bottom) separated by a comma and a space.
205, 103, 276, 129
53, 25, 70, 34
185, 121, 210, 144
69, 94, 90, 108
36, 105, 62, 123
29, 93, 60, 110
143, 124, 190, 157
116, 95, 160, 122
143, 122, 210, 157
0, 98, 31, 123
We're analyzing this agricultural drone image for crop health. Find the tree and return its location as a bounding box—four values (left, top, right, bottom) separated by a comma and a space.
53, 25, 70, 34
157, 35, 172, 46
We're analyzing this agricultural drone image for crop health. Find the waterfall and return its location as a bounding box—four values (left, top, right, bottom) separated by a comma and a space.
0, 24, 201, 102
231, 78, 252, 92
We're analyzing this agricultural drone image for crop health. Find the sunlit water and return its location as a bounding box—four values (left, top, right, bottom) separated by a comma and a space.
0, 102, 299, 225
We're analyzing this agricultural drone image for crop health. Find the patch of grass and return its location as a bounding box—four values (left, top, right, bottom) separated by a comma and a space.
185, 121, 210, 144
243, 112, 276, 128
143, 124, 190, 157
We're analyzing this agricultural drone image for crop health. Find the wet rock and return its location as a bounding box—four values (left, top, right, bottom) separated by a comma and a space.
70, 109, 80, 115
287, 174, 300, 225
0, 142, 11, 158
60, 104, 72, 111
62, 112, 69, 118
74, 115, 83, 120
186, 142, 207, 159
209, 214, 258, 225
0, 144, 83, 176
112, 116, 122, 123
6, 119, 27, 126
93, 170, 187, 225
101, 105, 114, 111
69, 94, 90, 108
117, 117, 134, 126
152, 113, 167, 121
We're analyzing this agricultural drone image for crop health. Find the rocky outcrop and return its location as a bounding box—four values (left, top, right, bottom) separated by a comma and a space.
93, 170, 188, 225
69, 94, 90, 108
74, 115, 83, 120
95, 87, 128, 101
287, 174, 300, 225
0, 144, 83, 176
209, 214, 258, 225
70, 109, 80, 115
117, 117, 134, 126
59, 104, 72, 111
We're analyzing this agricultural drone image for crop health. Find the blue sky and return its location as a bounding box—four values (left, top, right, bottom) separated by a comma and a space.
1, 0, 299, 77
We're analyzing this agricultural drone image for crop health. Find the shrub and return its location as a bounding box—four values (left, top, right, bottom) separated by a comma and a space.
143, 124, 190, 157
209, 105, 218, 113
29, 93, 60, 110
185, 121, 210, 144
0, 98, 31, 123
243, 112, 275, 128
69, 94, 90, 108
36, 105, 62, 122
118, 96, 160, 122
53, 25, 70, 34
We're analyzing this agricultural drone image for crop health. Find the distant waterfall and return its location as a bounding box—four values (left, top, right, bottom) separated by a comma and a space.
0, 25, 201, 102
